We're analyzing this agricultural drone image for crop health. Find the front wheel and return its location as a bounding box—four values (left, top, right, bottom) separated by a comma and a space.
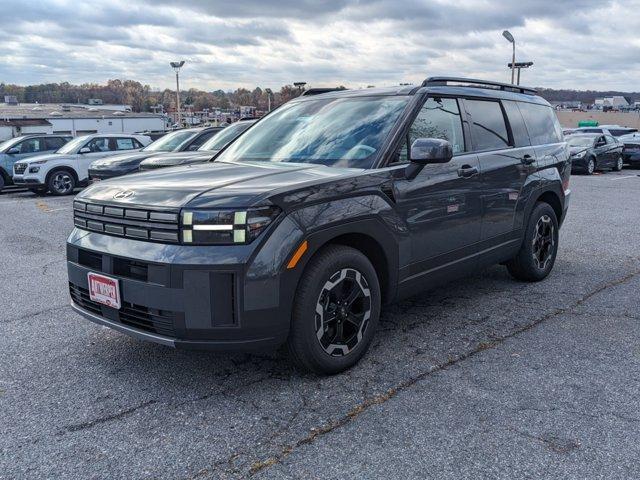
287, 245, 381, 374
506, 202, 559, 282
612, 155, 623, 172
585, 157, 595, 175
47, 170, 76, 196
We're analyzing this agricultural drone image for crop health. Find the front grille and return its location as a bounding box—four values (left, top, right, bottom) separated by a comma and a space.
14, 163, 27, 175
70, 283, 177, 337
73, 201, 180, 243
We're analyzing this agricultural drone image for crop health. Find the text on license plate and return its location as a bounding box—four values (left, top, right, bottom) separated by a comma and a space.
87, 272, 121, 309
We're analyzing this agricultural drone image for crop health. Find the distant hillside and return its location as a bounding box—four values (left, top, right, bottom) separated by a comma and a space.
536, 88, 640, 104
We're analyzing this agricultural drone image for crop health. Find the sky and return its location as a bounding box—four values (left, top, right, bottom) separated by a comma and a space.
2, 0, 640, 91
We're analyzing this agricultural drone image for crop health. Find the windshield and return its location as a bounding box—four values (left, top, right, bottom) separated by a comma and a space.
199, 122, 253, 151
216, 96, 410, 168
0, 137, 20, 152
567, 136, 594, 147
56, 136, 90, 154
143, 130, 196, 152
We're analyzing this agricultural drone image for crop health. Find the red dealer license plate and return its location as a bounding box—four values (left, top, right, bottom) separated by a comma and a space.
87, 272, 121, 309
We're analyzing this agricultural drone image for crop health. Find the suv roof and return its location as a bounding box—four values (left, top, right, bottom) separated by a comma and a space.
294, 76, 548, 105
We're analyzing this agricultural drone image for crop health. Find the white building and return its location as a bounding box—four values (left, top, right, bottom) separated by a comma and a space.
594, 96, 630, 109
0, 103, 170, 140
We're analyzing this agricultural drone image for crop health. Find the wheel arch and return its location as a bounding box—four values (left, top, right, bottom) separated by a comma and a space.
45, 165, 79, 184
532, 189, 563, 226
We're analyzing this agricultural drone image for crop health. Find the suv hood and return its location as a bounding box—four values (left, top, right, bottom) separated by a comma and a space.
141, 151, 213, 167
90, 150, 154, 169
78, 160, 360, 209
14, 153, 65, 166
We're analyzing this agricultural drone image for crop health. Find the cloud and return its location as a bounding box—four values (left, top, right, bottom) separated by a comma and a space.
1, 0, 640, 91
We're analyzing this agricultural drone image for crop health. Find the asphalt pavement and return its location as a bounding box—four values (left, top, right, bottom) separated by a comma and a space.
1, 170, 639, 479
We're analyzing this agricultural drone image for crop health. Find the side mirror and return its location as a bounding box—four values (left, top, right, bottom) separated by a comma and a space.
410, 138, 453, 165
79, 147, 91, 154
7, 147, 19, 155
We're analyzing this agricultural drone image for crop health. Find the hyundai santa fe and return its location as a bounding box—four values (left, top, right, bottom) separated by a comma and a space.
67, 77, 571, 374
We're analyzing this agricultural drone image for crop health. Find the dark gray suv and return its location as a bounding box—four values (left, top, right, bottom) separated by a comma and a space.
67, 77, 571, 374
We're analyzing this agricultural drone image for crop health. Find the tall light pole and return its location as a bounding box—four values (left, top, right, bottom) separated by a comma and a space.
502, 30, 515, 84
170, 61, 185, 127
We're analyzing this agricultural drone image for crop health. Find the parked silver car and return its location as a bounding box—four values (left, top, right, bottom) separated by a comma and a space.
0, 134, 71, 191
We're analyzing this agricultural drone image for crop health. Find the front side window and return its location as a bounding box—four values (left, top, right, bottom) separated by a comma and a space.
115, 138, 136, 150
518, 102, 563, 145
86, 138, 112, 152
465, 99, 510, 151
216, 96, 410, 169
17, 138, 44, 154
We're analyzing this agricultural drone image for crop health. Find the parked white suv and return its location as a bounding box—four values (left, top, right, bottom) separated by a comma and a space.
12, 134, 151, 195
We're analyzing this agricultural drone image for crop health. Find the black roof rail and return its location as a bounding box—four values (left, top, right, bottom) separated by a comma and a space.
422, 77, 537, 95
300, 87, 347, 96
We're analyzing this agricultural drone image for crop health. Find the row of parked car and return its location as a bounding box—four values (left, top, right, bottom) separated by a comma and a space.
0, 119, 255, 195
563, 124, 640, 175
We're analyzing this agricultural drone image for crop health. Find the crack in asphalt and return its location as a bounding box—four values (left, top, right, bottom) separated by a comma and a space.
61, 400, 158, 433
237, 267, 640, 477
2, 304, 69, 325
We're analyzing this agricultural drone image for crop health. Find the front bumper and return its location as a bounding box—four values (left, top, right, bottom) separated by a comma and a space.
569, 157, 589, 171
66, 226, 302, 351
12, 175, 45, 186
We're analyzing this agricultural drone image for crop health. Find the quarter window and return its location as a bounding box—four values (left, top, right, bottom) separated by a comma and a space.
517, 102, 563, 145
502, 101, 530, 147
464, 99, 510, 151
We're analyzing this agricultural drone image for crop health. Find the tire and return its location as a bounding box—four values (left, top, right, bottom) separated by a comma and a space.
612, 155, 623, 172
506, 202, 559, 282
585, 157, 595, 175
47, 169, 76, 196
0, 174, 4, 191
287, 245, 381, 375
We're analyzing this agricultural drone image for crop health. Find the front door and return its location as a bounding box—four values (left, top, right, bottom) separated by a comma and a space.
392, 96, 483, 283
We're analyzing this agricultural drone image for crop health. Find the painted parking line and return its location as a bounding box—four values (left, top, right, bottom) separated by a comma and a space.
611, 175, 639, 180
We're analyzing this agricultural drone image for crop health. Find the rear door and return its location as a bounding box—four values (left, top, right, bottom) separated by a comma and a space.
604, 135, 619, 166
593, 135, 609, 166
462, 98, 532, 246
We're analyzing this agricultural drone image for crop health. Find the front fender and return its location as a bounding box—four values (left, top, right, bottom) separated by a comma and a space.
244, 194, 406, 313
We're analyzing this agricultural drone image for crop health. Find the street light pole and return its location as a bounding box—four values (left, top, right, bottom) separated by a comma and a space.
170, 61, 185, 127
502, 30, 515, 84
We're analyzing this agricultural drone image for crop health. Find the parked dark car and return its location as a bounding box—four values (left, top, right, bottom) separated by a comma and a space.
87, 127, 223, 180
573, 126, 638, 137
618, 132, 640, 167
567, 133, 623, 174
68, 77, 570, 374
139, 120, 256, 171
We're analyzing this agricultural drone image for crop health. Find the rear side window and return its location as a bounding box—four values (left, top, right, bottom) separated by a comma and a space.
45, 137, 66, 150
114, 138, 136, 150
502, 101, 530, 147
518, 102, 563, 145
464, 99, 510, 151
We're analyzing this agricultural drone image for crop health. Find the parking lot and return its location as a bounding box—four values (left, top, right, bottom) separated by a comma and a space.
1, 171, 640, 479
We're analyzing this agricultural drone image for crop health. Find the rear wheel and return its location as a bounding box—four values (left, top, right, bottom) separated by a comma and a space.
506, 202, 559, 282
287, 245, 381, 374
47, 169, 76, 196
613, 155, 623, 171
586, 157, 595, 175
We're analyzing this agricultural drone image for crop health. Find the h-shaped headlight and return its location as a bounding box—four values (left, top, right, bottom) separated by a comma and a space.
180, 206, 281, 245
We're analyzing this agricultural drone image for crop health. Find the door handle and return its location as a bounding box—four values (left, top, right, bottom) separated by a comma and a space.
457, 165, 478, 178
521, 154, 536, 165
